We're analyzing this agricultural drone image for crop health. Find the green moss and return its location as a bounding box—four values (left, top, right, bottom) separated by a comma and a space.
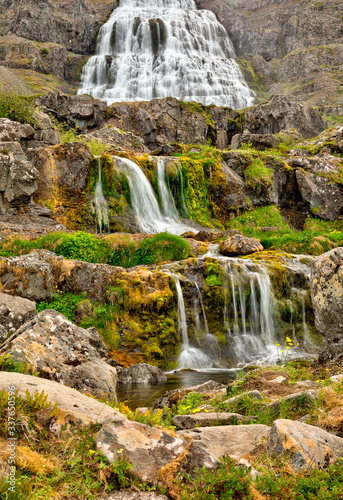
244, 158, 273, 192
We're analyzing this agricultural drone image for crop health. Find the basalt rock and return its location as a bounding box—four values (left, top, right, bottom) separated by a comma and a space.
231, 133, 280, 150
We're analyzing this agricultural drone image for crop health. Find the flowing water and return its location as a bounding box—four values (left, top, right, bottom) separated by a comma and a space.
78, 0, 254, 108
90, 157, 109, 233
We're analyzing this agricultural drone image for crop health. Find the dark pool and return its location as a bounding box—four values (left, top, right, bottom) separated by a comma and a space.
116, 369, 240, 410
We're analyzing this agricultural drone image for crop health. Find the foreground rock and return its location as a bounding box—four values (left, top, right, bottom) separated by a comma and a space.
263, 390, 318, 416
178, 425, 270, 461
267, 419, 343, 471
172, 412, 256, 430
0, 292, 36, 335
0, 372, 125, 427
0, 309, 118, 400
219, 234, 263, 256
96, 418, 217, 484
118, 363, 167, 385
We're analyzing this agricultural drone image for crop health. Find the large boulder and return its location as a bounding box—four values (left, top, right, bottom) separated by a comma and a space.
118, 363, 167, 385
231, 133, 280, 151
267, 419, 343, 471
207, 161, 245, 219
219, 234, 264, 256
0, 372, 125, 428
96, 417, 217, 484
177, 425, 271, 461
243, 95, 326, 139
0, 309, 118, 400
0, 292, 36, 336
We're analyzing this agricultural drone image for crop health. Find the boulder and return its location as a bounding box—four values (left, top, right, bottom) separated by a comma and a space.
207, 161, 245, 219
0, 309, 118, 400
98, 494, 168, 500
243, 95, 326, 139
263, 390, 318, 416
0, 292, 36, 335
311, 247, 343, 340
231, 133, 280, 150
152, 380, 227, 409
118, 363, 167, 385
96, 417, 217, 484
172, 412, 256, 430
223, 390, 264, 407
267, 419, 343, 471
0, 372, 125, 428
177, 424, 271, 461
86, 126, 149, 154
219, 234, 263, 256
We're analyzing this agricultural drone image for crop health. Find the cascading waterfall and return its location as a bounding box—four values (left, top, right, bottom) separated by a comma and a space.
115, 156, 193, 235
78, 0, 254, 108
90, 158, 109, 233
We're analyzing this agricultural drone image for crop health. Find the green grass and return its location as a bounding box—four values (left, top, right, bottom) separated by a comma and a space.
0, 92, 36, 125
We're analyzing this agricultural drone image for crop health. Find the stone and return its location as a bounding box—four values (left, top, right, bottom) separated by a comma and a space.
267, 419, 343, 471
98, 493, 169, 500
223, 390, 264, 407
118, 363, 167, 385
231, 133, 280, 150
178, 425, 271, 461
96, 417, 217, 484
0, 309, 117, 400
219, 234, 263, 256
0, 292, 36, 334
330, 374, 343, 383
311, 247, 343, 340
263, 390, 318, 416
236, 458, 261, 480
172, 412, 256, 430
207, 161, 245, 219
152, 380, 227, 409
0, 372, 125, 428
270, 376, 287, 384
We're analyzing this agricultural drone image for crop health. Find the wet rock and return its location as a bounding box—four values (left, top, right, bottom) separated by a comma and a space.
311, 247, 343, 341
267, 419, 343, 471
118, 363, 167, 385
192, 231, 214, 242
0, 292, 36, 334
178, 424, 271, 461
263, 390, 318, 416
223, 390, 264, 407
172, 412, 256, 429
231, 133, 280, 150
219, 235, 263, 256
207, 161, 245, 219
0, 372, 125, 428
0, 309, 117, 400
96, 418, 217, 484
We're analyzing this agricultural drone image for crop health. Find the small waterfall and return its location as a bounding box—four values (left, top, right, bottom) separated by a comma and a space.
115, 156, 192, 235
157, 158, 178, 218
90, 158, 109, 233
78, 0, 254, 108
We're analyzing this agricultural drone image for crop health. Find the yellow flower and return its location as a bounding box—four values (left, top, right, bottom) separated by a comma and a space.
281, 350, 285, 353
286, 347, 290, 349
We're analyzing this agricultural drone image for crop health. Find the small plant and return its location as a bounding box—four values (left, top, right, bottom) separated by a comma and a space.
0, 92, 36, 125
40, 47, 49, 55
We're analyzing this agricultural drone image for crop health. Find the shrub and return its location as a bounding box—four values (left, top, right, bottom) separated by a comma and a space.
133, 232, 190, 265
54, 231, 111, 263
0, 92, 36, 125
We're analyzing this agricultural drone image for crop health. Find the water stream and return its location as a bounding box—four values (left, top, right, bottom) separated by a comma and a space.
90, 157, 109, 233
78, 0, 254, 108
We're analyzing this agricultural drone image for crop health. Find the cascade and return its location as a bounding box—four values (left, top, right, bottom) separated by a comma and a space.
78, 0, 254, 108
90, 158, 109, 233
115, 156, 192, 234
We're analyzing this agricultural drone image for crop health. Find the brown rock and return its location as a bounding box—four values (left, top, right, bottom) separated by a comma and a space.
172, 412, 256, 430
219, 234, 263, 256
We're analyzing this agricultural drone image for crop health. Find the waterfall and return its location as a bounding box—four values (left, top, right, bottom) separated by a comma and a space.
115, 156, 193, 235
90, 158, 109, 233
78, 0, 254, 108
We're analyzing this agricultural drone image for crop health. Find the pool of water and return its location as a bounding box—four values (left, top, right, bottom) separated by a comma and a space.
116, 368, 240, 410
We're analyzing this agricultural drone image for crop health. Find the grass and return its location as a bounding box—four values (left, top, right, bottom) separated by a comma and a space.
53, 120, 110, 156
0, 92, 36, 125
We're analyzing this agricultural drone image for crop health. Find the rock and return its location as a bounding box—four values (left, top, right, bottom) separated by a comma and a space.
267, 419, 343, 471
231, 133, 280, 150
152, 380, 227, 409
0, 372, 125, 428
0, 292, 36, 334
0, 309, 117, 400
96, 417, 217, 484
207, 161, 245, 219
172, 412, 256, 429
118, 363, 167, 385
177, 425, 270, 461
219, 235, 263, 256
236, 458, 261, 480
98, 493, 169, 500
223, 390, 264, 407
311, 247, 343, 341
192, 231, 214, 242
86, 126, 150, 154
330, 374, 343, 383
270, 376, 287, 384
243, 96, 326, 139
264, 390, 318, 416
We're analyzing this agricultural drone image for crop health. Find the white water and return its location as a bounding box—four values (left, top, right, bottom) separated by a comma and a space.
90, 158, 109, 233
115, 156, 193, 235
78, 0, 254, 108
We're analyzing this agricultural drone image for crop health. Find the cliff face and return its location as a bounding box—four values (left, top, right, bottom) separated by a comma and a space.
195, 0, 343, 114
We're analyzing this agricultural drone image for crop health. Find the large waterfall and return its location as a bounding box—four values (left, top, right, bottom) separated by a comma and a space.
78, 0, 254, 108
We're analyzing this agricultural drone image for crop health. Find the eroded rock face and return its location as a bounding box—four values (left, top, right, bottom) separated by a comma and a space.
0, 292, 36, 335
267, 419, 343, 471
118, 363, 167, 385
219, 234, 264, 256
96, 417, 217, 484
0, 309, 118, 400
231, 133, 280, 150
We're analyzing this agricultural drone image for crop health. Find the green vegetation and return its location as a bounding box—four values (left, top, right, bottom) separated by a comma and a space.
53, 120, 110, 156
0, 92, 36, 125
244, 158, 273, 192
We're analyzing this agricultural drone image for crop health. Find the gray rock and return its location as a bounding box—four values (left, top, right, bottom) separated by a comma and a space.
172, 412, 256, 430
223, 390, 264, 407
0, 309, 117, 400
267, 419, 343, 471
231, 133, 280, 150
98, 493, 169, 500
263, 390, 318, 416
96, 417, 217, 484
118, 363, 167, 385
178, 424, 271, 461
0, 292, 36, 334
